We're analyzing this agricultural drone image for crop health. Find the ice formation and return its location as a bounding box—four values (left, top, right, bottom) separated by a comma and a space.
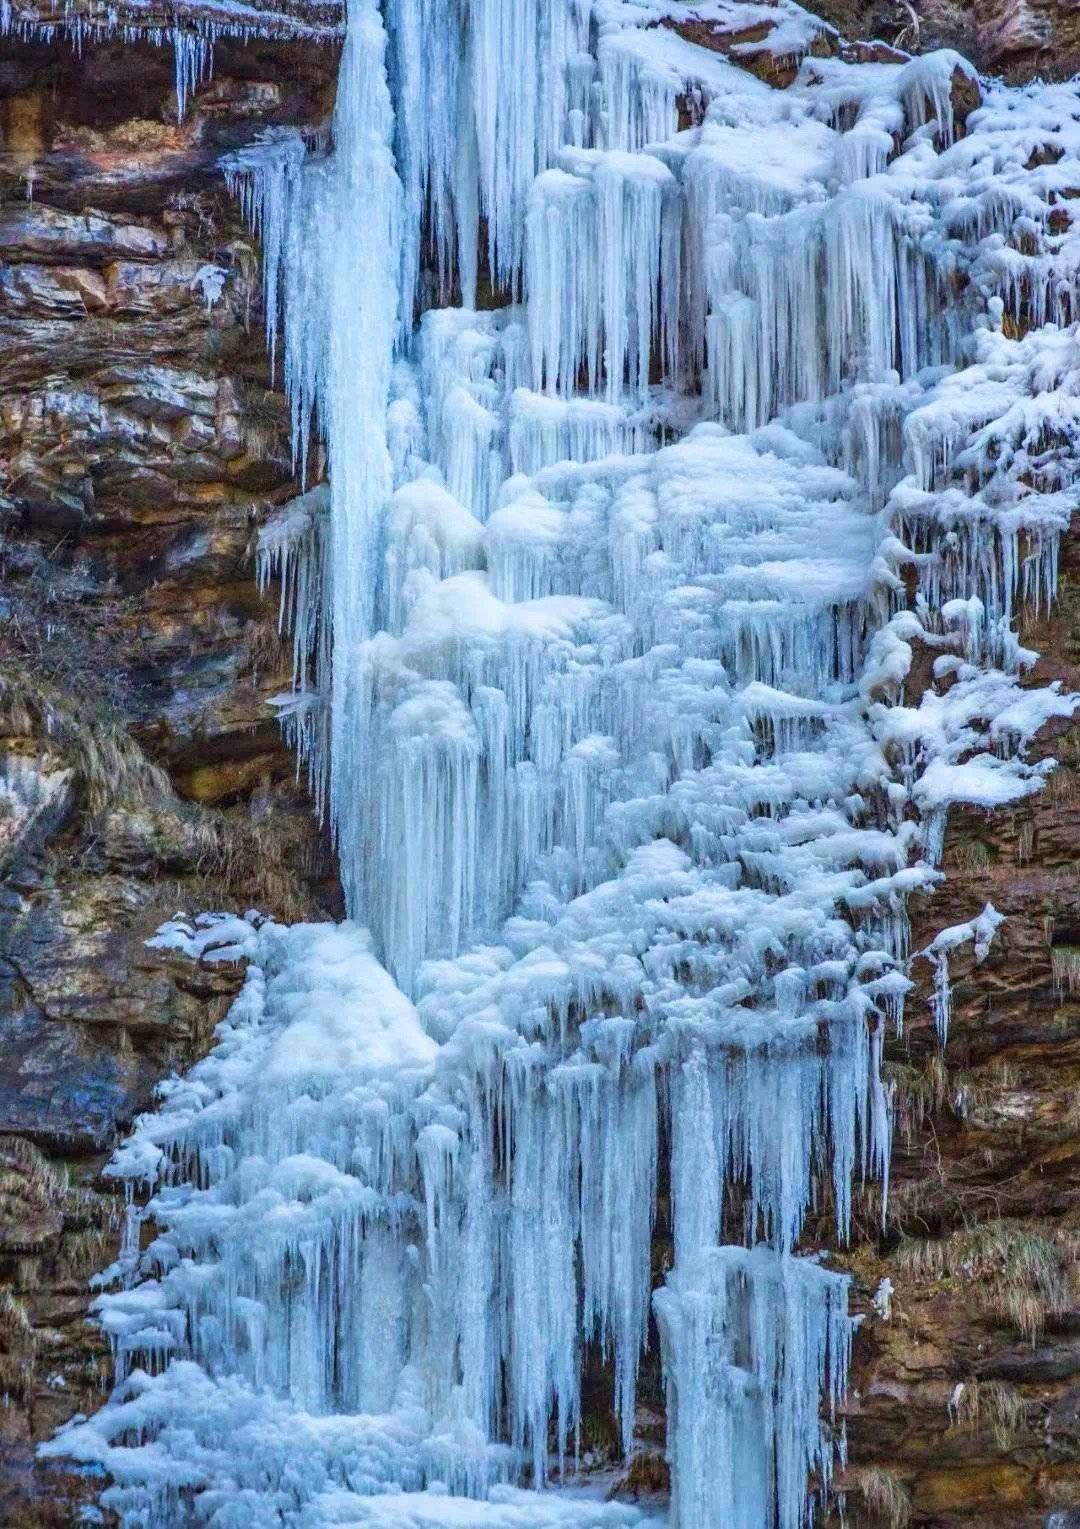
43, 1, 1080, 1526
914, 901, 1005, 1042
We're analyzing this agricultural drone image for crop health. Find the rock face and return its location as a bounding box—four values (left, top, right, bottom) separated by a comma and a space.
813, 0, 1080, 80
0, 26, 341, 1519
819, 524, 1080, 1529
2, 2, 1080, 1526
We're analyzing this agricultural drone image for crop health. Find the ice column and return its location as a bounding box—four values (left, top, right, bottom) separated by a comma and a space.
654, 1247, 854, 1529
226, 0, 403, 852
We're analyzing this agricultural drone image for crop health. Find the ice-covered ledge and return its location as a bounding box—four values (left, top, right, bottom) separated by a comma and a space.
1, 0, 343, 119
1, 0, 343, 41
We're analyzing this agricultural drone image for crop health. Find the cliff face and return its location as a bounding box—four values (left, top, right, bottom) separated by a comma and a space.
0, 27, 340, 1520
2, 3, 1080, 1526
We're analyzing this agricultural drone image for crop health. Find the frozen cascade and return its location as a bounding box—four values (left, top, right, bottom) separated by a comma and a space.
225, 0, 403, 827
45, 3, 1080, 1527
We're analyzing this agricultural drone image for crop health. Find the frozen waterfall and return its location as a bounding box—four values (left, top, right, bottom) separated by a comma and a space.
46, 1, 1080, 1526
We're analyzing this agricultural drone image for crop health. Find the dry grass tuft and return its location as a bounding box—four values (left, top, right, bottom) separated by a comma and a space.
160, 803, 324, 926
0, 1136, 68, 1207
885, 1053, 948, 1145
0, 1289, 36, 1406
949, 1058, 1020, 1120
2, 660, 325, 923
951, 838, 995, 872
846, 1465, 913, 1528
1051, 943, 1080, 998
0, 1136, 116, 1247
0, 668, 170, 815
896, 1218, 1079, 1341
950, 1377, 1027, 1447
0, 1289, 32, 1348
57, 1227, 113, 1282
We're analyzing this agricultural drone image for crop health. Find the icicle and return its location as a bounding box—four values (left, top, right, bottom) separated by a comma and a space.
172, 27, 212, 122
527, 148, 680, 403
916, 904, 1005, 1044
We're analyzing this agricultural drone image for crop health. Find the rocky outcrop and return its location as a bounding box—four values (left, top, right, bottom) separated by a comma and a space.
0, 21, 341, 1082
811, 0, 1080, 81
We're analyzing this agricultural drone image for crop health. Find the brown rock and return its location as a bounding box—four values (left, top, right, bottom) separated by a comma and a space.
811, 0, 1080, 82
915, 1462, 1033, 1513
0, 205, 167, 262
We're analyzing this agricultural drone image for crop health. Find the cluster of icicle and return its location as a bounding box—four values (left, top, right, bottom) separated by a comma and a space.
44, 1, 1080, 1526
